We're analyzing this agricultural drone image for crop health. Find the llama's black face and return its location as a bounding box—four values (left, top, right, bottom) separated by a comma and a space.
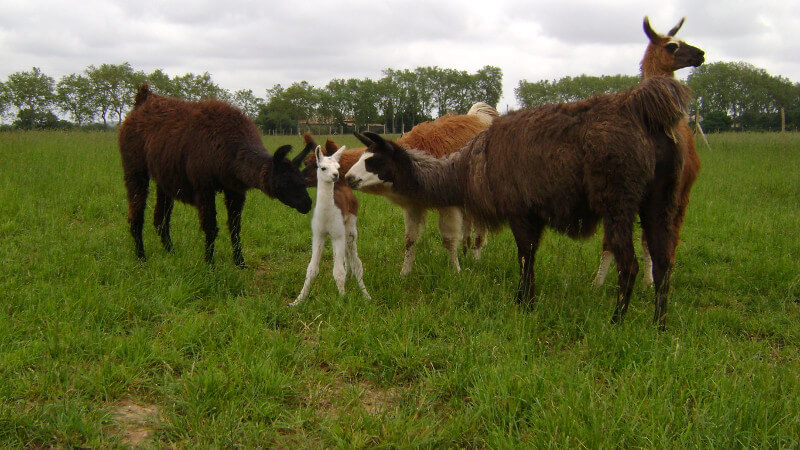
670, 40, 705, 70
345, 135, 395, 190
270, 146, 312, 213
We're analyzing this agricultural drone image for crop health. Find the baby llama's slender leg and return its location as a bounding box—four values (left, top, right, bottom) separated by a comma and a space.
291, 234, 325, 306
401, 207, 426, 276
345, 214, 371, 300
331, 231, 347, 296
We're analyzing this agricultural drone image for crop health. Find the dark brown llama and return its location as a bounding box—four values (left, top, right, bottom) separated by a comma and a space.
346, 77, 692, 329
594, 16, 704, 287
118, 84, 313, 266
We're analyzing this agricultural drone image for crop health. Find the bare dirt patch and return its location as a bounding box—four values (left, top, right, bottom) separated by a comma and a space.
111, 399, 160, 446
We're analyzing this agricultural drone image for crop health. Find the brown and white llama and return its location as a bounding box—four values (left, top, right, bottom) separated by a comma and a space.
118, 83, 312, 266
291, 139, 370, 305
301, 104, 499, 275
346, 77, 693, 329
593, 16, 704, 287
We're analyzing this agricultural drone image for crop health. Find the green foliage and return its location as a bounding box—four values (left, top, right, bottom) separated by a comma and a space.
516, 74, 639, 107
688, 62, 800, 130
701, 110, 733, 132
0, 131, 799, 446
55, 74, 95, 126
3, 67, 54, 113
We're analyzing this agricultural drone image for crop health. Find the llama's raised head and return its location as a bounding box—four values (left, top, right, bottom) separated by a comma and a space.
302, 136, 342, 186
345, 132, 400, 190
641, 16, 705, 78
264, 145, 312, 213
315, 144, 345, 185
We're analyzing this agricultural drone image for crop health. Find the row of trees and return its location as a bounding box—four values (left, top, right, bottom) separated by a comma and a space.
2, 61, 798, 132
0, 63, 502, 133
516, 62, 800, 132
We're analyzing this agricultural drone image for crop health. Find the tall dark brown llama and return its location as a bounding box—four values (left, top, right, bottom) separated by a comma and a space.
346, 77, 692, 329
594, 16, 704, 287
118, 84, 313, 266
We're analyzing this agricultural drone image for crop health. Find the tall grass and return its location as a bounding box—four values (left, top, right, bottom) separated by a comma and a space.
0, 130, 798, 446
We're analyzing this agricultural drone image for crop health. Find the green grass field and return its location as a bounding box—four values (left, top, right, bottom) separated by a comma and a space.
1, 130, 799, 447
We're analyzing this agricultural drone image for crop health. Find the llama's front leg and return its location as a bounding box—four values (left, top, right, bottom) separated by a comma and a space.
153, 185, 175, 252
509, 215, 544, 308
593, 248, 613, 287
331, 234, 347, 296
438, 207, 463, 272
345, 215, 371, 300
195, 191, 218, 264
125, 172, 149, 260
291, 235, 325, 305
604, 216, 638, 325
401, 207, 426, 276
224, 190, 247, 267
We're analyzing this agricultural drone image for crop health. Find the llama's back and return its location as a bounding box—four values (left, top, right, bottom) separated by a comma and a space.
398, 114, 488, 158
458, 78, 690, 233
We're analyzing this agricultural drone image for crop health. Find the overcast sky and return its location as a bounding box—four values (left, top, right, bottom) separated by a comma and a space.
1, 0, 797, 111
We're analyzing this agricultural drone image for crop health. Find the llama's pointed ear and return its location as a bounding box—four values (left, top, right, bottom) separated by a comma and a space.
667, 17, 685, 37
362, 132, 393, 155
324, 139, 339, 156
273, 144, 292, 163
643, 16, 660, 43
332, 145, 345, 162
293, 137, 316, 167
353, 131, 373, 147
314, 145, 323, 162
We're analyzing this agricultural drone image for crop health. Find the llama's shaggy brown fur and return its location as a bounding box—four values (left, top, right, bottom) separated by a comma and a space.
119, 84, 312, 265
348, 77, 692, 328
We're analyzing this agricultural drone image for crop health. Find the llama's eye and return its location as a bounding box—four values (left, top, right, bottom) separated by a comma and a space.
665, 42, 679, 53
321, 167, 326, 171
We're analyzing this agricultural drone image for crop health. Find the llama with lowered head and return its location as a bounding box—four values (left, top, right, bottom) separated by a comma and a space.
593, 16, 704, 287
347, 76, 692, 329
118, 83, 312, 266
291, 144, 370, 305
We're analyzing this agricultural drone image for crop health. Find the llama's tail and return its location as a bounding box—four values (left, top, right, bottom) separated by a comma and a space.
467, 102, 500, 126
133, 83, 152, 109
627, 77, 692, 137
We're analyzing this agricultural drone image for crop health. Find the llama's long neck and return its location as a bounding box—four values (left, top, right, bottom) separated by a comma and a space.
235, 146, 273, 193
392, 149, 465, 208
640, 45, 674, 80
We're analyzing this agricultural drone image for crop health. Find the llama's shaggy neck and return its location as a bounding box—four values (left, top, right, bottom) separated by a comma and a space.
392, 148, 465, 208
235, 146, 273, 193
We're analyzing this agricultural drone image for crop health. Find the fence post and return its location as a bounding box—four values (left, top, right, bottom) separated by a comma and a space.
781, 107, 786, 151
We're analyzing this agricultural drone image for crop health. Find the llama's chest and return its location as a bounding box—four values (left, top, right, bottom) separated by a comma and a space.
311, 202, 346, 236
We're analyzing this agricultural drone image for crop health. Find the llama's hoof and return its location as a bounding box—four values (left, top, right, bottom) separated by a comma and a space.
592, 277, 605, 288
288, 298, 303, 307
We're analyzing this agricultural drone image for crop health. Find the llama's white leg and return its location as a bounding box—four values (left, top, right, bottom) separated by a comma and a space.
290, 234, 325, 306
461, 211, 473, 256
401, 207, 426, 276
438, 207, 462, 272
345, 215, 371, 300
641, 235, 654, 288
593, 250, 613, 287
331, 233, 347, 296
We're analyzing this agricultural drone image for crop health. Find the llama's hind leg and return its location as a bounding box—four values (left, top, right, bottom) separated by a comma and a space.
124, 172, 149, 260
603, 215, 639, 325
641, 235, 654, 288
291, 235, 325, 305
331, 233, 347, 296
224, 190, 247, 267
195, 191, 218, 264
153, 185, 175, 253
438, 207, 463, 272
640, 200, 679, 330
592, 234, 613, 287
472, 221, 488, 259
345, 215, 371, 300
509, 214, 544, 308
401, 207, 426, 275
